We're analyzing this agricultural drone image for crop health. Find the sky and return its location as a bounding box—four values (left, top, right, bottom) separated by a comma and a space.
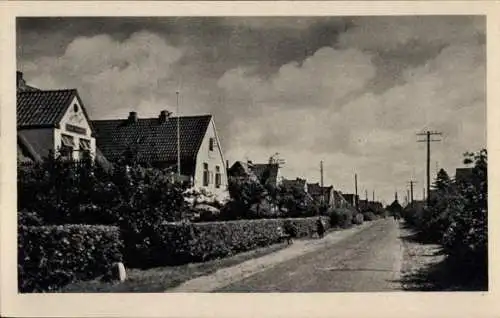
17, 16, 486, 204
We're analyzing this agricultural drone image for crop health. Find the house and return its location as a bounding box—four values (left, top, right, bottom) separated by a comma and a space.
307, 183, 335, 207
282, 178, 308, 192
91, 111, 229, 199
342, 193, 359, 208
333, 191, 351, 209
228, 160, 281, 187
16, 71, 110, 169
227, 161, 259, 182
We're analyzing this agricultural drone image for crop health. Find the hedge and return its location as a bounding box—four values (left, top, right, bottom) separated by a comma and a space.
18, 224, 123, 292
329, 208, 355, 228
124, 216, 330, 268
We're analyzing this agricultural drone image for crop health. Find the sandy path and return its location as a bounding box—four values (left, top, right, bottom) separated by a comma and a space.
166, 221, 377, 292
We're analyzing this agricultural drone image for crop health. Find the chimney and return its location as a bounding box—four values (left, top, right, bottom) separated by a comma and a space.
17, 71, 25, 90
158, 110, 170, 124
128, 111, 138, 123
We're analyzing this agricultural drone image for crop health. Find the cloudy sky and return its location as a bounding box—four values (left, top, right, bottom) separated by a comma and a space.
17, 16, 486, 204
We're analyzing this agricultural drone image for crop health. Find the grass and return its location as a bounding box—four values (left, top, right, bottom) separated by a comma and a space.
57, 242, 289, 293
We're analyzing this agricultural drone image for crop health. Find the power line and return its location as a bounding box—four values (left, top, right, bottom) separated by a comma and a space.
417, 130, 442, 206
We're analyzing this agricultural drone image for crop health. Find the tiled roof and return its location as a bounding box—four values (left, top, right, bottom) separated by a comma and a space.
17, 130, 54, 161
228, 161, 256, 177
282, 178, 307, 189
251, 163, 279, 184
91, 115, 212, 164
17, 89, 77, 128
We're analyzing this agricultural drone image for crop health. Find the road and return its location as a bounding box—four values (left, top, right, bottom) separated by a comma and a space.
216, 218, 403, 292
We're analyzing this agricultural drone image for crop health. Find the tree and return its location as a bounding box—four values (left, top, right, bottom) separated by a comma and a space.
443, 149, 487, 280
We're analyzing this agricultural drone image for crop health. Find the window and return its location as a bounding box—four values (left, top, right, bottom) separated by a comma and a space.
209, 138, 214, 151
73, 103, 79, 113
203, 163, 209, 186
60, 134, 74, 159
79, 138, 91, 160
215, 166, 221, 188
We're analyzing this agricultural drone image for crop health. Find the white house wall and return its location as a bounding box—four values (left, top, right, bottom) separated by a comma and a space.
194, 118, 229, 201
54, 96, 96, 160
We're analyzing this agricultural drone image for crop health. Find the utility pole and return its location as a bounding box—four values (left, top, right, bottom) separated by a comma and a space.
372, 190, 375, 202
354, 173, 358, 210
417, 130, 442, 206
407, 180, 418, 207
320, 161, 324, 187
176, 91, 181, 177
423, 188, 426, 201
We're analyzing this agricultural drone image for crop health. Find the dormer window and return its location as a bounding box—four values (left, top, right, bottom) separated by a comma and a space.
209, 138, 214, 151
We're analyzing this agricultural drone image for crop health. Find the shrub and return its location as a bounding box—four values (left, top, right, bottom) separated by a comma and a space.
18, 224, 123, 292
18, 211, 43, 226
124, 216, 329, 267
329, 208, 354, 228
362, 211, 377, 221
283, 219, 298, 238
353, 213, 364, 225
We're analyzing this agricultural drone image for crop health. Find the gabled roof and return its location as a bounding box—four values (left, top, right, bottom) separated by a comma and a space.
17, 89, 92, 129
17, 89, 75, 127
251, 163, 279, 184
282, 178, 307, 189
17, 130, 52, 161
307, 183, 333, 196
91, 115, 212, 164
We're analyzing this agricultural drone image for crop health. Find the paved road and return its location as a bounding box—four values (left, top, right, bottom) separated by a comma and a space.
216, 218, 403, 292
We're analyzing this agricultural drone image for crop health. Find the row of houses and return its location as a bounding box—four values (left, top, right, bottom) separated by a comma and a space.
16, 71, 229, 200
16, 71, 382, 209
227, 160, 364, 210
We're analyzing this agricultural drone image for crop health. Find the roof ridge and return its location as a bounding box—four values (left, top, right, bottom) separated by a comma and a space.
91, 114, 212, 122
17, 88, 77, 94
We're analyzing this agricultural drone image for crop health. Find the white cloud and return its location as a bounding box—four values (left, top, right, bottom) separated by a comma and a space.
22, 32, 184, 119
220, 39, 485, 202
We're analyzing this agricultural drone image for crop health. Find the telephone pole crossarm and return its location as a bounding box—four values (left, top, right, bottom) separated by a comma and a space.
416, 130, 443, 207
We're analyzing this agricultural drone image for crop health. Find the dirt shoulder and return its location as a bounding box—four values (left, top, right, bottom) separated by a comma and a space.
399, 223, 446, 291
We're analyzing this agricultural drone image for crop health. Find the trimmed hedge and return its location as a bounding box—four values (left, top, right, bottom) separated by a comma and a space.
124, 216, 330, 268
18, 224, 123, 292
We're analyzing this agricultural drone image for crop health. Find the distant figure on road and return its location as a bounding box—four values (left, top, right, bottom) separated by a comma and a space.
316, 217, 325, 239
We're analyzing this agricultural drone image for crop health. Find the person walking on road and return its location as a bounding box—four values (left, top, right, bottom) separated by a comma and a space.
316, 217, 325, 239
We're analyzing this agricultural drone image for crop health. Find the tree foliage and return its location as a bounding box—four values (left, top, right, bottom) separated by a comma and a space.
403, 149, 487, 286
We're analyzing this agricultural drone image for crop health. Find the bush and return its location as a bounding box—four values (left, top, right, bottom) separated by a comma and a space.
283, 219, 298, 238
18, 211, 43, 226
18, 224, 123, 292
124, 216, 330, 267
362, 211, 377, 221
329, 208, 354, 228
353, 213, 364, 225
